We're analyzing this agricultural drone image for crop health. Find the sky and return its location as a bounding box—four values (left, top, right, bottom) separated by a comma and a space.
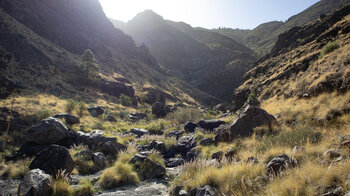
99, 0, 321, 29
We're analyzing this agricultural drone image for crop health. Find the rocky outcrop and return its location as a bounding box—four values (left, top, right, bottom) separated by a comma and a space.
29, 145, 74, 175
129, 154, 166, 180
130, 128, 150, 138
184, 121, 198, 133
54, 113, 80, 125
198, 120, 225, 131
128, 113, 148, 121
25, 117, 70, 145
18, 169, 52, 196
99, 80, 135, 98
152, 102, 174, 118
87, 106, 104, 117
266, 154, 295, 174
75, 130, 116, 150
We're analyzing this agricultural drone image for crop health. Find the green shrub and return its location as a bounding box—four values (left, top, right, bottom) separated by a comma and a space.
120, 94, 132, 106
98, 162, 139, 189
166, 108, 202, 124
73, 179, 95, 196
53, 171, 73, 196
0, 159, 30, 179
319, 41, 340, 58
65, 99, 77, 113
147, 150, 165, 167
35, 107, 54, 121
77, 102, 87, 117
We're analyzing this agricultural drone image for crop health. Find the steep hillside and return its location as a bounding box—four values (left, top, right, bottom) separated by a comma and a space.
112, 10, 256, 101
214, 0, 350, 57
0, 0, 219, 105
233, 3, 350, 112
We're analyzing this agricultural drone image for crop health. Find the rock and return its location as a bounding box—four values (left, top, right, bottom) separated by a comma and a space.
54, 113, 80, 125
99, 80, 135, 98
26, 117, 69, 145
225, 105, 276, 141
165, 158, 185, 167
339, 139, 350, 149
186, 148, 199, 162
179, 189, 189, 196
323, 149, 342, 160
266, 154, 295, 174
165, 130, 185, 140
92, 152, 107, 169
87, 106, 104, 117
129, 154, 166, 179
18, 169, 52, 196
196, 185, 217, 196
75, 130, 117, 150
128, 113, 148, 121
152, 102, 172, 118
12, 144, 47, 159
321, 186, 343, 196
225, 147, 237, 160
130, 128, 150, 138
29, 145, 74, 175
198, 120, 225, 131
177, 135, 197, 156
214, 104, 227, 112
200, 138, 215, 146
213, 124, 231, 143
211, 151, 224, 160
246, 157, 259, 164
106, 115, 117, 122
149, 140, 167, 154
100, 141, 127, 156
184, 121, 198, 133
292, 146, 305, 153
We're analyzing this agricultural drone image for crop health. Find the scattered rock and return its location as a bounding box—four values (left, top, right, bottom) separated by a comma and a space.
292, 146, 305, 153
184, 121, 198, 133
87, 106, 104, 117
129, 113, 148, 121
165, 130, 185, 140
226, 105, 276, 141
18, 169, 52, 196
211, 151, 224, 160
177, 135, 197, 156
129, 154, 166, 180
214, 124, 231, 143
76, 130, 117, 150
149, 140, 167, 154
196, 185, 217, 196
186, 148, 199, 162
321, 186, 343, 196
100, 141, 126, 156
99, 80, 135, 98
29, 145, 74, 175
339, 139, 350, 149
165, 158, 185, 167
93, 152, 107, 169
106, 115, 117, 122
130, 128, 150, 138
179, 189, 189, 196
152, 102, 173, 118
266, 154, 295, 174
198, 120, 225, 131
26, 117, 69, 145
54, 113, 80, 125
225, 147, 237, 160
323, 149, 342, 160
200, 138, 215, 146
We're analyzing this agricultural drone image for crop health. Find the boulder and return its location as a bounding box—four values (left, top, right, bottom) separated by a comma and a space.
106, 115, 117, 122
225, 147, 237, 160
165, 130, 185, 140
177, 135, 197, 156
130, 128, 150, 138
211, 151, 224, 160
149, 140, 167, 154
29, 145, 74, 175
100, 141, 127, 156
196, 185, 217, 196
184, 121, 198, 133
266, 154, 295, 174
129, 154, 166, 179
26, 117, 69, 145
75, 130, 116, 150
152, 102, 172, 118
18, 169, 52, 196
200, 138, 215, 146
214, 124, 231, 142
54, 113, 80, 125
165, 158, 185, 167
92, 152, 107, 169
323, 149, 342, 160
186, 148, 199, 161
87, 106, 104, 117
128, 113, 147, 121
99, 80, 135, 98
198, 120, 225, 131
227, 105, 276, 141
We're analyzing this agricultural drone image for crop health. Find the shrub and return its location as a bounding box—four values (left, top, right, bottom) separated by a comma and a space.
65, 99, 77, 113
98, 162, 139, 189
74, 179, 95, 196
319, 41, 339, 59
77, 102, 87, 117
166, 108, 202, 124
144, 119, 170, 135
120, 94, 132, 106
53, 171, 73, 196
35, 107, 54, 121
147, 150, 165, 167
0, 159, 30, 179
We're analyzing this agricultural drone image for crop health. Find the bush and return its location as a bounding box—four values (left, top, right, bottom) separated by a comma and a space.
35, 107, 54, 121
74, 179, 95, 196
319, 41, 339, 58
53, 171, 73, 196
77, 102, 87, 117
0, 159, 30, 179
120, 94, 132, 106
166, 108, 202, 124
98, 162, 139, 189
147, 150, 165, 167
65, 99, 77, 113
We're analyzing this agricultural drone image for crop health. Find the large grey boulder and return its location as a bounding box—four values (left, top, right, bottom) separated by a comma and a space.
26, 117, 69, 145
129, 154, 166, 180
75, 130, 116, 150
198, 120, 225, 131
196, 185, 217, 196
266, 154, 295, 174
18, 169, 52, 196
29, 145, 74, 175
184, 121, 197, 133
54, 113, 80, 125
130, 128, 150, 138
216, 105, 275, 142
87, 106, 104, 117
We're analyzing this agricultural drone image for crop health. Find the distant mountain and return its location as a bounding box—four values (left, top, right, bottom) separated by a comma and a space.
112, 10, 256, 102
0, 0, 219, 105
214, 0, 350, 57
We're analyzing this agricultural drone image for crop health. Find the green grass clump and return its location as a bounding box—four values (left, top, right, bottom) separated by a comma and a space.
73, 179, 95, 196
35, 107, 54, 120
166, 107, 202, 124
98, 162, 139, 189
65, 99, 78, 114
147, 150, 165, 167
0, 159, 30, 179
53, 171, 73, 196
70, 146, 103, 175
319, 41, 339, 59
120, 94, 132, 106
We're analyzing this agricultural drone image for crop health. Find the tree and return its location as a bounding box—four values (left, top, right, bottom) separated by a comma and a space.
79, 49, 100, 84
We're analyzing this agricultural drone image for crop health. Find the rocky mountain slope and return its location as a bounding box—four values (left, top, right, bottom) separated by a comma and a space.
112, 10, 256, 102
233, 3, 350, 111
0, 0, 219, 105
214, 0, 350, 57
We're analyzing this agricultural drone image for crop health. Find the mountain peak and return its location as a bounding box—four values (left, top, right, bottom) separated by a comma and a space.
130, 9, 163, 24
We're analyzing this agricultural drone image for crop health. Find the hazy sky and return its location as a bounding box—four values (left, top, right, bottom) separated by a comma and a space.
99, 0, 321, 29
